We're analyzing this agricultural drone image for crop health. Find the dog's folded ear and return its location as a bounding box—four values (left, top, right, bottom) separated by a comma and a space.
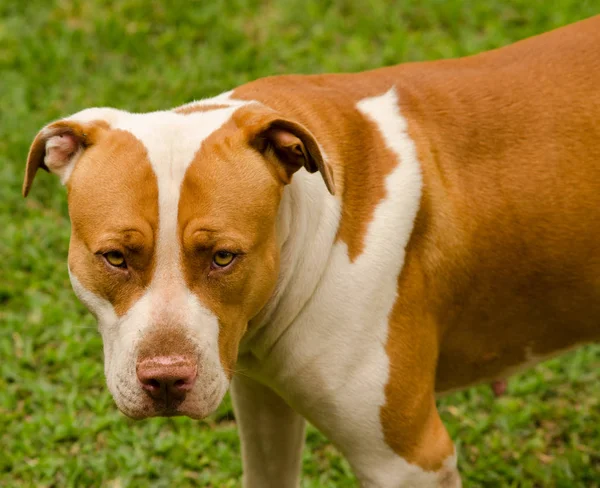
236, 107, 336, 195
23, 119, 106, 197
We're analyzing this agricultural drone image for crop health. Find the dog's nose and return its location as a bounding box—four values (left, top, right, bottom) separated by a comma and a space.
136, 356, 197, 401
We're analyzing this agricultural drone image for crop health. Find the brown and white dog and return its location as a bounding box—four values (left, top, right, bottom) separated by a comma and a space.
23, 15, 600, 487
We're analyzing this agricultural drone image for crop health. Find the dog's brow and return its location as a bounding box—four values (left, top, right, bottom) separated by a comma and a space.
193, 227, 219, 235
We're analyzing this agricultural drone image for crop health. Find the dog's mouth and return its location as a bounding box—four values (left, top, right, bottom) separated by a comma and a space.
116, 396, 194, 420
142, 397, 186, 417
113, 379, 185, 419
144, 406, 184, 418
113, 376, 226, 421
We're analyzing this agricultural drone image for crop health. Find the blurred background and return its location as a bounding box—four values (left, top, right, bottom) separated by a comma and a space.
1, 1, 599, 486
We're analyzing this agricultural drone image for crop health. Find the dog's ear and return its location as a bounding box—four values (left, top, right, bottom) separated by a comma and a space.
23, 119, 106, 197
237, 108, 336, 195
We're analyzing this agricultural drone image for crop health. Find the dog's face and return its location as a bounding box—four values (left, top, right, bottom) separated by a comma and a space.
23, 101, 334, 419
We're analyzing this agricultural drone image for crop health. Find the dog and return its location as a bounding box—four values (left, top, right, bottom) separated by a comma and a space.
23, 15, 600, 487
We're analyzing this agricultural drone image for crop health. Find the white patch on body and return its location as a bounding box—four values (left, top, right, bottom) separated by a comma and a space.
66, 97, 253, 417
240, 88, 457, 485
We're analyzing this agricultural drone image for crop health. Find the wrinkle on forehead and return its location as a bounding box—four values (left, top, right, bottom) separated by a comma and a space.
68, 105, 250, 319
178, 120, 282, 234
109, 108, 248, 312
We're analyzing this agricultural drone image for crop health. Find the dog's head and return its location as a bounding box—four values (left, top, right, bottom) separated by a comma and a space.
23, 101, 334, 419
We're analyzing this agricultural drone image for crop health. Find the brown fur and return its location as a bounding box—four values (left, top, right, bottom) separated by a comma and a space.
178, 111, 284, 374
137, 324, 197, 361
66, 127, 159, 317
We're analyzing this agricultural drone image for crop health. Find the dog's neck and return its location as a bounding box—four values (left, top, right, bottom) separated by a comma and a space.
242, 167, 340, 360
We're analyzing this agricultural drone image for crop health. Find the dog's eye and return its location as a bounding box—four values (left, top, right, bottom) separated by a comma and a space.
104, 251, 126, 268
212, 251, 235, 268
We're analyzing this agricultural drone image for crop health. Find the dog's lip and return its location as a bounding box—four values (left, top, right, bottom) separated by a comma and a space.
144, 396, 185, 414
119, 400, 210, 420
121, 404, 184, 419
115, 382, 186, 418
149, 407, 183, 418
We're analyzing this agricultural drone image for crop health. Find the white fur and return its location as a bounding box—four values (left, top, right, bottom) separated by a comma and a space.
231, 375, 307, 488
68, 270, 117, 324
238, 88, 458, 486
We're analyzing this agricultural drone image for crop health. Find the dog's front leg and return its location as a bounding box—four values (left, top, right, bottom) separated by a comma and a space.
231, 374, 306, 488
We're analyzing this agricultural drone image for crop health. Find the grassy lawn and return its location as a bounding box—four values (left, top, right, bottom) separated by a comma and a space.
1, 1, 599, 486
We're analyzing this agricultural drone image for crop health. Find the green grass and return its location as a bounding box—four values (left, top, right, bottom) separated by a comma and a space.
1, 1, 600, 486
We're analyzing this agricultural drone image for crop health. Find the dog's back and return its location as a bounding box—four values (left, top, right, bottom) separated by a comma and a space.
388, 15, 600, 392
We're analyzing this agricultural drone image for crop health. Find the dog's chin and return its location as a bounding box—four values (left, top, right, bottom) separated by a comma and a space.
125, 409, 208, 420
113, 391, 226, 421
117, 403, 216, 420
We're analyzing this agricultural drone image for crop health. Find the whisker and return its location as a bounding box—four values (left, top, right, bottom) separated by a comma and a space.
221, 366, 252, 379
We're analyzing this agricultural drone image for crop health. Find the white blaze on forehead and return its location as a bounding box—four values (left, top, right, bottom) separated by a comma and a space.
66, 97, 251, 327
69, 100, 246, 307
114, 106, 245, 319
112, 110, 236, 253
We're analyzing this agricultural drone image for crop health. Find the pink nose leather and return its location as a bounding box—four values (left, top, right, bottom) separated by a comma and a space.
136, 356, 197, 402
